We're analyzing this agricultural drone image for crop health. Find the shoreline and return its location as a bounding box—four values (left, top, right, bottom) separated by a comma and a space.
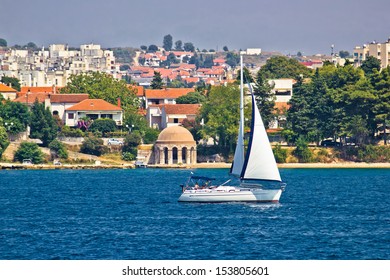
1, 161, 390, 170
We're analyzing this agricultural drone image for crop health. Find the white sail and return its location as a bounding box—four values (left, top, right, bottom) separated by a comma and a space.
230, 53, 245, 177
240, 91, 282, 182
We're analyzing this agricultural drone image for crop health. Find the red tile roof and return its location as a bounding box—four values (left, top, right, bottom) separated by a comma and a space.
0, 83, 17, 92
20, 86, 63, 94
274, 102, 290, 111
128, 85, 144, 97
66, 99, 122, 111
145, 88, 194, 99
14, 92, 50, 104
50, 94, 89, 103
161, 104, 201, 115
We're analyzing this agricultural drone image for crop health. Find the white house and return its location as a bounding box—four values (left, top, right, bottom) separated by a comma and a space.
65, 99, 123, 127
146, 104, 200, 130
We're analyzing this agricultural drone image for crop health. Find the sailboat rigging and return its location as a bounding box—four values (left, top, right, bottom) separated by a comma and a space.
178, 52, 285, 202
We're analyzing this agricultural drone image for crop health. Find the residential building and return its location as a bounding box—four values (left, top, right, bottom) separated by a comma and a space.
144, 88, 194, 108
0, 43, 119, 87
65, 99, 123, 127
146, 104, 200, 129
353, 38, 390, 68
269, 78, 294, 103
45, 94, 89, 123
0, 83, 17, 100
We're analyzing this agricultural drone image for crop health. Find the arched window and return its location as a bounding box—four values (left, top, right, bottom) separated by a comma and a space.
172, 147, 178, 164
182, 147, 188, 163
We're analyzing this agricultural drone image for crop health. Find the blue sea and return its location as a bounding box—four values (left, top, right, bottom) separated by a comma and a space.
0, 168, 389, 260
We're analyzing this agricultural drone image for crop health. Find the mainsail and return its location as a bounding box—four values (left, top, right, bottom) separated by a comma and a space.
240, 87, 282, 182
230, 54, 245, 177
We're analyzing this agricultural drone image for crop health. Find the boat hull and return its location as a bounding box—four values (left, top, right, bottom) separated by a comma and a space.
178, 187, 282, 203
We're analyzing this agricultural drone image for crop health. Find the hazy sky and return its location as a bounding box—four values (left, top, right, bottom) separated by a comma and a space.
1, 0, 389, 55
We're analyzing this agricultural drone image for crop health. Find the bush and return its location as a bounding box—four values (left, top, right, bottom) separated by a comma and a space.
123, 131, 142, 152
273, 144, 287, 163
293, 137, 313, 163
122, 152, 136, 161
59, 126, 84, 137
80, 135, 108, 156
0, 126, 10, 158
143, 127, 159, 144
89, 118, 117, 137
48, 139, 68, 159
14, 142, 44, 164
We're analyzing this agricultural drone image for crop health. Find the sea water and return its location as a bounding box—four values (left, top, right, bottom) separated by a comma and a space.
0, 168, 389, 260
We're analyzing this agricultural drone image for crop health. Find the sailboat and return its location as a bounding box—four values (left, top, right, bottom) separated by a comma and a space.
178, 52, 286, 203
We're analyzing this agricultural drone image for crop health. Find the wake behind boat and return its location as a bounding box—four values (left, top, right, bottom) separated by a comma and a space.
178, 52, 286, 203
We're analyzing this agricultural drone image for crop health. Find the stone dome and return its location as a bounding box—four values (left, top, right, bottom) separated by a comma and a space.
156, 126, 195, 143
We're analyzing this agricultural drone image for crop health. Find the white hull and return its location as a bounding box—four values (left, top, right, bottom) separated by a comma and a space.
178, 186, 282, 203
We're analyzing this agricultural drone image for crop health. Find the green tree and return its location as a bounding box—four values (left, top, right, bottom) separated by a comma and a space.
225, 52, 239, 68
360, 56, 381, 76
200, 84, 245, 154
339, 50, 350, 58
236, 67, 253, 84
147, 44, 158, 52
24, 42, 38, 50
259, 56, 312, 79
176, 92, 206, 104
80, 135, 107, 156
273, 144, 287, 163
89, 118, 117, 137
293, 137, 313, 163
48, 139, 68, 159
143, 127, 160, 144
29, 100, 58, 146
60, 71, 139, 114
1, 76, 21, 91
183, 42, 195, 52
122, 131, 142, 160
175, 40, 183, 51
223, 46, 229, 52
14, 142, 44, 164
0, 126, 10, 159
163, 34, 173, 51
252, 71, 276, 128
150, 71, 164, 89
0, 100, 30, 133
0, 38, 7, 47
140, 45, 147, 51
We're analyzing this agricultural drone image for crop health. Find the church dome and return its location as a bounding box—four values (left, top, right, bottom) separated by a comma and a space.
156, 126, 195, 144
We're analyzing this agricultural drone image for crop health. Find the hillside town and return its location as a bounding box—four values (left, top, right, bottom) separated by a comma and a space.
1, 36, 390, 168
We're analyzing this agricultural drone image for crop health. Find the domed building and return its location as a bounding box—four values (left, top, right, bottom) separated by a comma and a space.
154, 126, 197, 165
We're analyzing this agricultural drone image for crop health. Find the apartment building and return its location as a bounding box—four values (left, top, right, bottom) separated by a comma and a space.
353, 38, 390, 68
0, 43, 119, 87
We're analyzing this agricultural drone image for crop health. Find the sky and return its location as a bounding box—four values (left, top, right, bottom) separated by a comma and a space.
1, 0, 389, 55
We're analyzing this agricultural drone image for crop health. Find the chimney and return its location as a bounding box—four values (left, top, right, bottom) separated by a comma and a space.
117, 98, 121, 108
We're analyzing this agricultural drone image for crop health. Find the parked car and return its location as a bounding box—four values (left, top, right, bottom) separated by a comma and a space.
107, 138, 124, 145
320, 139, 342, 147
22, 159, 33, 165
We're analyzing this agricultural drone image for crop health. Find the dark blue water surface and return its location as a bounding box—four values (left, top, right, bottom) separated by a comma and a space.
0, 168, 389, 260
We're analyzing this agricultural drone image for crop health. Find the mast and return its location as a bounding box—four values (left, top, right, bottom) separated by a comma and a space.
239, 52, 245, 159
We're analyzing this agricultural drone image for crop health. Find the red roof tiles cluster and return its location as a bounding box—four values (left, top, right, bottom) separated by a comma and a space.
145, 88, 194, 99
66, 99, 122, 111
0, 83, 17, 92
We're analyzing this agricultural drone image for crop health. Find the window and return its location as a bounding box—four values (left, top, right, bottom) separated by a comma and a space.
68, 113, 74, 119
174, 118, 179, 123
